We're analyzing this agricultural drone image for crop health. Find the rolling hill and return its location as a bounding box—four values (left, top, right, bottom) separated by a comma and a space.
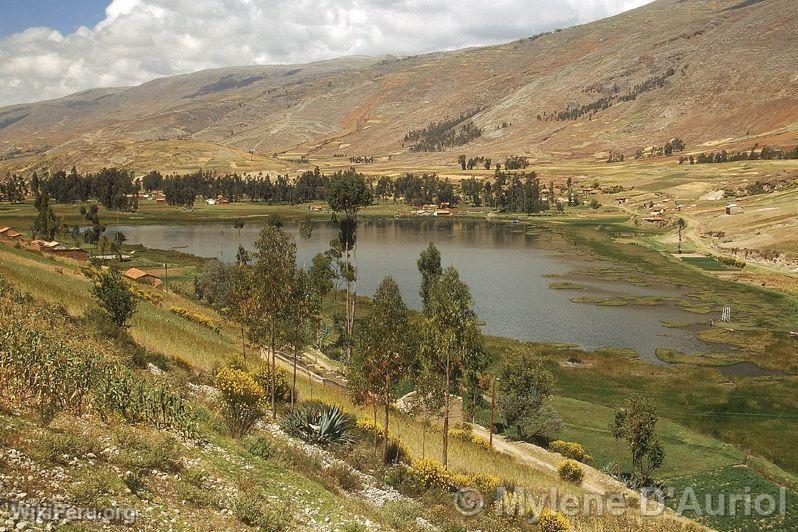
0, 0, 796, 174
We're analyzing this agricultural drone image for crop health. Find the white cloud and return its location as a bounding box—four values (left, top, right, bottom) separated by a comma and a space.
0, 0, 651, 106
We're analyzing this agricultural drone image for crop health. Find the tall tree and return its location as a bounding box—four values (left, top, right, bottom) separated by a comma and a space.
497, 348, 561, 440
417, 242, 442, 311
676, 218, 686, 254
418, 267, 485, 468
610, 394, 665, 482
248, 225, 297, 418
285, 269, 321, 406
32, 192, 58, 240
327, 169, 372, 354
349, 277, 415, 462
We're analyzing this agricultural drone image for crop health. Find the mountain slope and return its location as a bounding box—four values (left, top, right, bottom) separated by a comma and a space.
0, 0, 796, 173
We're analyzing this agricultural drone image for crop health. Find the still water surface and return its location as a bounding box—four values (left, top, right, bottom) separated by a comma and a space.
114, 220, 724, 362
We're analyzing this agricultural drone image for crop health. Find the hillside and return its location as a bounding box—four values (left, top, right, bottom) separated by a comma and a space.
1, 0, 796, 174
0, 242, 721, 531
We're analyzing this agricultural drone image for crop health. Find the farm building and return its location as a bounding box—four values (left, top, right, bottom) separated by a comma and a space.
123, 267, 163, 287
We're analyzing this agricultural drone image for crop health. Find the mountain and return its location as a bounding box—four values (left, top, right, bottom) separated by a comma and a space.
1, 0, 796, 174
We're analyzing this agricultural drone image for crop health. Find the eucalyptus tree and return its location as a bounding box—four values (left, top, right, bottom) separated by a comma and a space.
418, 266, 486, 468
327, 169, 373, 351
284, 268, 321, 406
349, 277, 415, 462
249, 225, 297, 418
417, 242, 442, 311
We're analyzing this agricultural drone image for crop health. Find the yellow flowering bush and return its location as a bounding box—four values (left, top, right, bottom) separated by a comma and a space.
549, 440, 591, 463
470, 473, 502, 496
448, 427, 491, 450
356, 418, 387, 440
170, 306, 220, 332
409, 458, 453, 490
214, 367, 266, 436
557, 459, 585, 485
538, 508, 570, 532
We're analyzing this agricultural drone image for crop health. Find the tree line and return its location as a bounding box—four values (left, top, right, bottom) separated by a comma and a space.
681, 144, 798, 165
404, 110, 483, 152
537, 68, 676, 122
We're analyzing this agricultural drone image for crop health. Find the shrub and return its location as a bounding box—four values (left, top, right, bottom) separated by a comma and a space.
177, 480, 216, 508
123, 470, 147, 496
117, 433, 183, 474
231, 491, 291, 530
448, 427, 491, 451
281, 402, 354, 446
252, 365, 292, 405
549, 440, 591, 463
247, 436, 272, 460
231, 491, 263, 527
538, 508, 570, 532
214, 367, 266, 436
89, 268, 136, 328
408, 458, 453, 491
169, 306, 219, 332
35, 432, 98, 464
384, 438, 412, 465
558, 459, 584, 485
470, 473, 502, 498
326, 462, 362, 492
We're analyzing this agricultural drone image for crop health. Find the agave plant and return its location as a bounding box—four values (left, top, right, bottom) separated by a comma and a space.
281, 403, 354, 446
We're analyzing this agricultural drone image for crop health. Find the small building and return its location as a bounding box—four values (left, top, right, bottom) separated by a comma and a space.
726, 204, 744, 215
205, 198, 217, 205
616, 197, 627, 204
50, 247, 89, 261
642, 216, 665, 223
434, 209, 452, 216
0, 227, 22, 240
123, 267, 163, 288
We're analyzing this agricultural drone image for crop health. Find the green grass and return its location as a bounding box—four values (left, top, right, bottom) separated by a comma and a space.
679, 256, 736, 271
666, 466, 797, 531
552, 396, 745, 478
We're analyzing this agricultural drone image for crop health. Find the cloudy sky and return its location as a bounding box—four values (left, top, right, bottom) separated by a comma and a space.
0, 0, 651, 107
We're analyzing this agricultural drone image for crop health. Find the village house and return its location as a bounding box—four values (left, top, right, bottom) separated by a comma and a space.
123, 267, 163, 288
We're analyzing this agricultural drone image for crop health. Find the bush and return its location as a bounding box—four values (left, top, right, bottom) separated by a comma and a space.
116, 432, 183, 474
177, 480, 216, 508
448, 427, 491, 451
549, 440, 591, 463
538, 508, 570, 532
169, 306, 219, 332
281, 402, 354, 446
326, 462, 362, 492
214, 367, 266, 436
558, 459, 585, 485
35, 432, 98, 464
89, 267, 136, 328
408, 458, 453, 491
247, 436, 272, 460
231, 491, 292, 530
123, 470, 147, 496
252, 365, 292, 405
